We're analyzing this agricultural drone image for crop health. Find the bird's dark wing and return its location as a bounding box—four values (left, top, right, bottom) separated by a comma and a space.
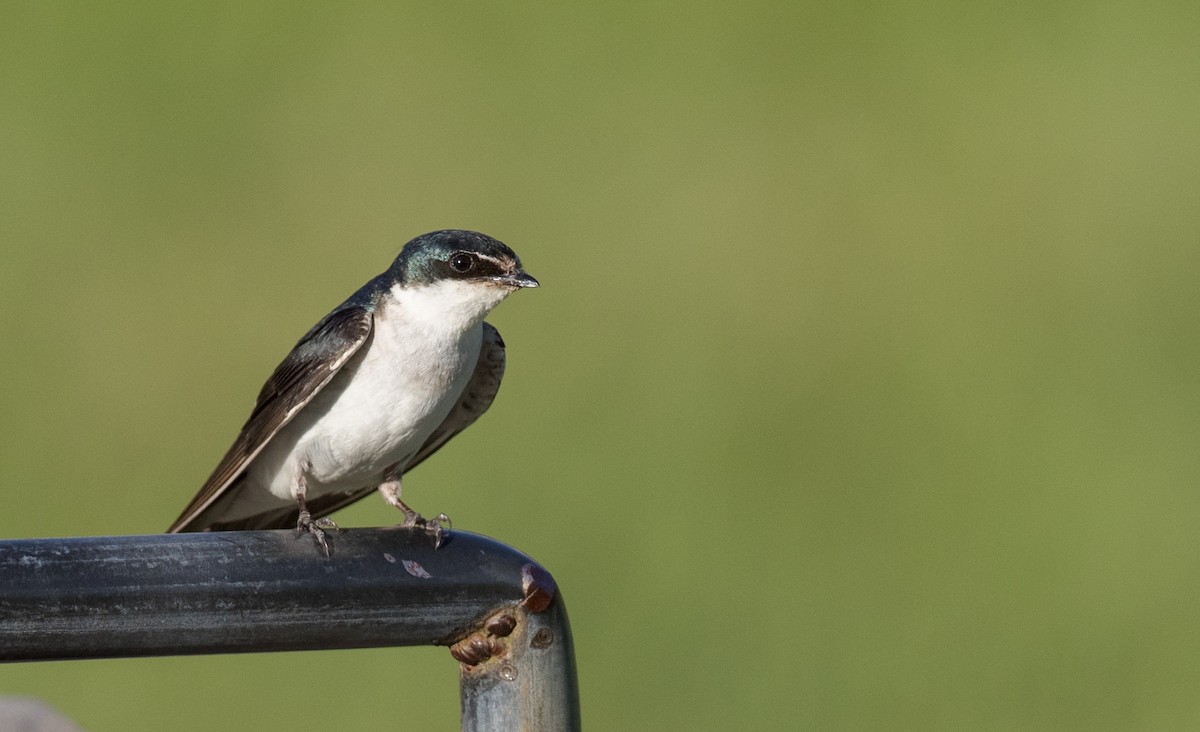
167, 305, 374, 532
297, 321, 508, 520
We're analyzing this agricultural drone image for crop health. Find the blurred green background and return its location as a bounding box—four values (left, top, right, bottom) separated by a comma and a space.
2, 2, 1198, 729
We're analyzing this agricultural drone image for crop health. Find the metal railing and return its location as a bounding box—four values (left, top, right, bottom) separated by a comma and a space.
0, 528, 580, 731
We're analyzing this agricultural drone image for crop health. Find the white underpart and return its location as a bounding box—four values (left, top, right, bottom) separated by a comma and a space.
238, 277, 515, 510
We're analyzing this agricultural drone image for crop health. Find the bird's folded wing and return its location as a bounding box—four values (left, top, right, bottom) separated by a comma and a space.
167, 305, 374, 532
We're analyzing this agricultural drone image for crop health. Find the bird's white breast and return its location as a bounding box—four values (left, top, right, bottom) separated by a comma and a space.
246, 279, 495, 502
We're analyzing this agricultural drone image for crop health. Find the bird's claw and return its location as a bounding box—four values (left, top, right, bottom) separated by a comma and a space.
400, 511, 452, 549
296, 510, 338, 557
424, 512, 451, 549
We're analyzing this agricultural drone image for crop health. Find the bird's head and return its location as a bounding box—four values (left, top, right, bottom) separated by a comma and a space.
395, 230, 538, 289
387, 230, 538, 326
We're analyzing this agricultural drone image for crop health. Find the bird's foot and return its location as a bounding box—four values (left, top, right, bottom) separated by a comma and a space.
297, 510, 340, 556
400, 511, 452, 549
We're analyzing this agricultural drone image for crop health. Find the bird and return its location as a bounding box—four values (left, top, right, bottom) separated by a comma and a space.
167, 229, 538, 551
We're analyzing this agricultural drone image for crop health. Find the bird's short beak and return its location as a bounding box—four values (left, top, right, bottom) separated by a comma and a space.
493, 271, 540, 288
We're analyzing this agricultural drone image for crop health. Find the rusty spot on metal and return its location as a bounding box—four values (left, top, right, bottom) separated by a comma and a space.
450, 609, 523, 666
486, 613, 517, 637
450, 634, 505, 666
520, 563, 556, 613
531, 627, 554, 649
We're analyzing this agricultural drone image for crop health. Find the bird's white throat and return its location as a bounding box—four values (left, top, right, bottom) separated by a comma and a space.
247, 280, 501, 502
387, 278, 513, 336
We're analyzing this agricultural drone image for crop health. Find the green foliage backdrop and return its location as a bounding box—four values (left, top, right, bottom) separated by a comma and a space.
2, 2, 1198, 729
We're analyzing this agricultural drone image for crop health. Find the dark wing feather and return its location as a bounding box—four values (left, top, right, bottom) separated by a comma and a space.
294, 322, 508, 521
168, 306, 374, 532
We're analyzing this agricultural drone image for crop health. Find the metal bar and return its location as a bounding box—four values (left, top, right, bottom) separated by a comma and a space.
0, 528, 580, 730
458, 593, 581, 731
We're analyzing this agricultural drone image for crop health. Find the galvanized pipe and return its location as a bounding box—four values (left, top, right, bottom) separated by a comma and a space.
0, 528, 579, 730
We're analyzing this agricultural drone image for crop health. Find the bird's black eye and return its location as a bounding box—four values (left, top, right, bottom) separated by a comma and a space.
449, 252, 476, 273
